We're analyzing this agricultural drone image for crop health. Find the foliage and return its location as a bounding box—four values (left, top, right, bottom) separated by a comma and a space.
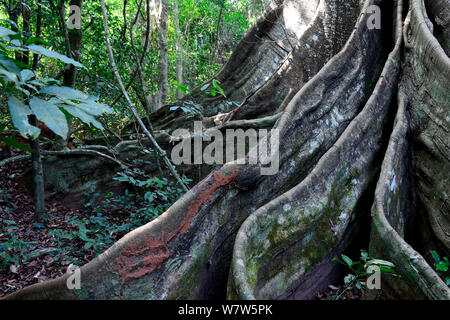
0, 25, 113, 143
0, 219, 38, 271
112, 171, 190, 228
0, 0, 268, 139
331, 250, 398, 299
430, 250, 450, 287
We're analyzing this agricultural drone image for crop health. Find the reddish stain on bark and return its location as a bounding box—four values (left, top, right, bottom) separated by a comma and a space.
114, 169, 238, 296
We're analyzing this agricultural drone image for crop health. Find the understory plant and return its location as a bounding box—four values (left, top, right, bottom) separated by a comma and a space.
430, 250, 450, 287
332, 250, 398, 300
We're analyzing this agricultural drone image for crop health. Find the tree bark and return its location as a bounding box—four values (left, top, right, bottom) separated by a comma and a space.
173, 0, 184, 99
3, 0, 450, 300
29, 116, 45, 222
155, 0, 169, 110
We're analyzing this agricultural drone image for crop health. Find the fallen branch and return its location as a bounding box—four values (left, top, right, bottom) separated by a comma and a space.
0, 149, 130, 172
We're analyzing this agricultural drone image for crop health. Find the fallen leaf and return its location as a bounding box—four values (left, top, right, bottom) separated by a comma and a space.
9, 264, 18, 274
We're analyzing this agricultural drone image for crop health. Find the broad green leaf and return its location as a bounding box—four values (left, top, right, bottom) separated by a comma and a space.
8, 96, 40, 139
0, 26, 16, 39
28, 80, 45, 87
201, 83, 210, 91
366, 259, 395, 268
41, 78, 61, 85
0, 136, 34, 153
26, 44, 84, 68
75, 100, 113, 116
19, 69, 35, 82
0, 68, 18, 83
40, 85, 88, 100
341, 254, 353, 267
29, 97, 68, 138
0, 55, 20, 73
10, 39, 20, 47
62, 105, 103, 130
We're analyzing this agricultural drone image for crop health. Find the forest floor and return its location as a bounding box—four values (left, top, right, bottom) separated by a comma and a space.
0, 152, 137, 298
0, 152, 361, 300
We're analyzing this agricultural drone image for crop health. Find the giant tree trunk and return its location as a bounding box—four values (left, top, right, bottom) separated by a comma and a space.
4, 0, 450, 300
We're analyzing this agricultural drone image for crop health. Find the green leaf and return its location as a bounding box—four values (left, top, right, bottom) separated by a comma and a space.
84, 242, 93, 250
366, 259, 395, 268
75, 100, 113, 116
40, 85, 88, 100
0, 54, 20, 74
378, 266, 394, 273
0, 136, 34, 153
200, 83, 210, 91
360, 250, 369, 262
0, 26, 16, 39
41, 78, 61, 85
344, 274, 355, 284
431, 250, 440, 263
436, 261, 448, 272
154, 177, 164, 189
26, 44, 84, 68
341, 254, 353, 267
212, 79, 226, 97
0, 68, 18, 83
29, 97, 68, 138
19, 69, 35, 83
8, 97, 41, 139
62, 105, 103, 130
445, 277, 450, 287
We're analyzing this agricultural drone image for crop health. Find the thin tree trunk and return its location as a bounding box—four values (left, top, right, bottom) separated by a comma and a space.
155, 0, 169, 110
29, 116, 45, 222
61, 0, 83, 146
32, 0, 42, 70
173, 0, 184, 99
21, 0, 31, 65
211, 2, 224, 64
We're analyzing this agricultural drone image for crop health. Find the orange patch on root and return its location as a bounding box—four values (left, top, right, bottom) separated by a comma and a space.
114, 169, 238, 297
